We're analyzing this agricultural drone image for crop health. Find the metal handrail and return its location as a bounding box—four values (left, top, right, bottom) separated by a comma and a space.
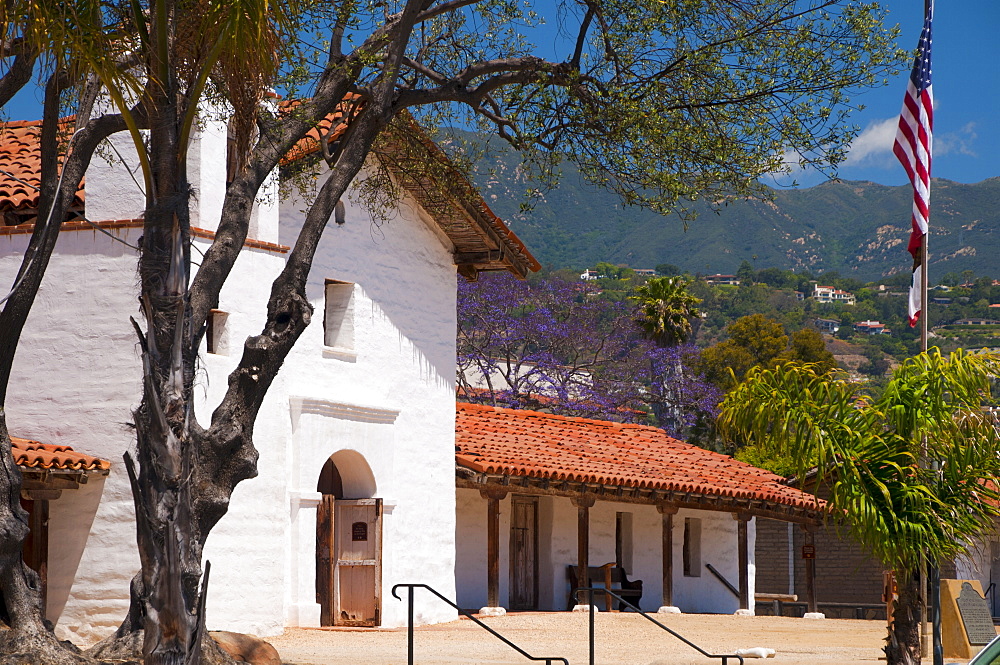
705, 563, 740, 599
391, 584, 569, 665
574, 587, 744, 665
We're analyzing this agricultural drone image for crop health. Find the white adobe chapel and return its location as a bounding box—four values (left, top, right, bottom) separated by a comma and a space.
0, 110, 536, 645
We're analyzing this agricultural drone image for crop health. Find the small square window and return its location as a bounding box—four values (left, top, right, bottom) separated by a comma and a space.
683, 517, 701, 577
324, 280, 355, 350
206, 310, 229, 356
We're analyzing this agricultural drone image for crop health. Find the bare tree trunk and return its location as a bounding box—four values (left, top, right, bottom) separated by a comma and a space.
885, 568, 922, 665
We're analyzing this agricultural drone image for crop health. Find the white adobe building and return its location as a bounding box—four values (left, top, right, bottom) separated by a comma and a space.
452, 403, 825, 616
0, 111, 536, 645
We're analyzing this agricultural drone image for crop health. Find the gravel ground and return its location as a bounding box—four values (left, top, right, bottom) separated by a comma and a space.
267, 612, 891, 665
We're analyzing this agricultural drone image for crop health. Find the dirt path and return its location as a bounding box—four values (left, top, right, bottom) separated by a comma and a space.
267, 612, 888, 665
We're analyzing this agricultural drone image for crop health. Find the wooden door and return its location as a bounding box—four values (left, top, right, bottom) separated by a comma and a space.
509, 496, 538, 610
316, 495, 336, 626
333, 498, 382, 626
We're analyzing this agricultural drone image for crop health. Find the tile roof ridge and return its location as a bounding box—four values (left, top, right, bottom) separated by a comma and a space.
457, 400, 676, 436
1, 116, 77, 129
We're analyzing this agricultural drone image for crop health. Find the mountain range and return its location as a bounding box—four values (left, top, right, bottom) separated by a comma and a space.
472, 153, 1000, 282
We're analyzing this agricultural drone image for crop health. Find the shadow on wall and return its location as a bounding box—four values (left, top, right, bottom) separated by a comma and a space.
46, 477, 109, 624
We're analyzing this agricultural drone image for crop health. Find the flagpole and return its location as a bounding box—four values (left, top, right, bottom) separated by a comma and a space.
923, 1, 942, 660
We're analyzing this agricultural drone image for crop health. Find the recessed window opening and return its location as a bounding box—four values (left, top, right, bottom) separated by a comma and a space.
206, 309, 229, 355
683, 517, 701, 577
324, 280, 355, 350
615, 512, 634, 573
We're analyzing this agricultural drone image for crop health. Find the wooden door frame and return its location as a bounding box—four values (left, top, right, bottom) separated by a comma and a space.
317, 494, 336, 626
509, 495, 539, 611
332, 498, 383, 627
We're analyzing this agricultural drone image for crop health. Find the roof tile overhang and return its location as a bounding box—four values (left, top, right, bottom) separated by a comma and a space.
455, 402, 824, 524
13, 436, 110, 497
280, 100, 540, 280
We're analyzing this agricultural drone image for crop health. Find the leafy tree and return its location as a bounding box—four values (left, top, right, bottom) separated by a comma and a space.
858, 344, 891, 377
655, 263, 681, 277
735, 260, 755, 284
698, 314, 788, 388
780, 328, 836, 373
0, 0, 906, 660
718, 350, 1000, 665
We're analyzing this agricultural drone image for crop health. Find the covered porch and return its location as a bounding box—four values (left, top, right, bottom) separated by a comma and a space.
454, 403, 824, 616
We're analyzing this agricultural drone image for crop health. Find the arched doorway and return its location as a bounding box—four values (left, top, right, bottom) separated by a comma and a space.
316, 451, 382, 627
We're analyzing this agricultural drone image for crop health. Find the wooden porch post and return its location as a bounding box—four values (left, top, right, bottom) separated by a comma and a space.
657, 504, 678, 610
802, 524, 818, 614
480, 488, 508, 610
571, 494, 596, 608
734, 511, 751, 611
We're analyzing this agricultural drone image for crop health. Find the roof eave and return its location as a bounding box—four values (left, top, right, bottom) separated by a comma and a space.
456, 467, 824, 525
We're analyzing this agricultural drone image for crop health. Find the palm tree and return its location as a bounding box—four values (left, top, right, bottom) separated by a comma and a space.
718, 349, 1000, 665
631, 276, 702, 348
629, 276, 702, 433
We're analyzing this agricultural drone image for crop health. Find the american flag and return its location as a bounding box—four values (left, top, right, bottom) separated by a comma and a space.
893, 2, 933, 327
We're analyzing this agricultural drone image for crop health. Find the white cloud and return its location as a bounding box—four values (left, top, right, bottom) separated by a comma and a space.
843, 117, 898, 168
936, 121, 978, 158
842, 113, 979, 171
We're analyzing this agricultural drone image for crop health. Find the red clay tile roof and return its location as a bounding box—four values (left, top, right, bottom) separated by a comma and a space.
0, 120, 85, 213
279, 96, 358, 165
456, 402, 822, 513
12, 436, 110, 472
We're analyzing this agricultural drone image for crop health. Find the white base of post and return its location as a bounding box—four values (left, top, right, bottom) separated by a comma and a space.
478, 606, 507, 617
657, 606, 681, 614
803, 612, 826, 619
572, 604, 598, 613
735, 647, 777, 659
734, 608, 755, 616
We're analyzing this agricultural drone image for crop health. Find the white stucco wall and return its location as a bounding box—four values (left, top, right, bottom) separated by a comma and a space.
277, 163, 458, 628
455, 489, 754, 615
1, 226, 145, 644
2, 119, 461, 642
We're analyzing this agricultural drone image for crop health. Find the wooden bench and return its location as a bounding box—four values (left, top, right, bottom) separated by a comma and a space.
566, 563, 643, 611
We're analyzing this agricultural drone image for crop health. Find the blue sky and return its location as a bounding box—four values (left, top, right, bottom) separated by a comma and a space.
789, 0, 999, 187
3, 1, 995, 188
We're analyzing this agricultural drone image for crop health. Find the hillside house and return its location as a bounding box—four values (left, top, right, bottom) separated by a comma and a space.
812, 284, 856, 305
704, 274, 739, 286
814, 318, 840, 334
854, 320, 890, 335
0, 109, 536, 643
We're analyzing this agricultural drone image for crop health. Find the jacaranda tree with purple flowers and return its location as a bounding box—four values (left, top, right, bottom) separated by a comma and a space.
457, 273, 720, 437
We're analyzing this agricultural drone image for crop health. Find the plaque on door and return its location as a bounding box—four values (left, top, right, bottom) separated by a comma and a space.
352, 522, 368, 541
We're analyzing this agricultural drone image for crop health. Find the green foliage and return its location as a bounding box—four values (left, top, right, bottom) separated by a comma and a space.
734, 443, 801, 478
735, 260, 755, 284
718, 349, 1000, 574
698, 314, 788, 388
781, 328, 836, 373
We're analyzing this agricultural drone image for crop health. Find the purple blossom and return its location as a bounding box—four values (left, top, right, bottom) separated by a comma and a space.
458, 273, 720, 437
